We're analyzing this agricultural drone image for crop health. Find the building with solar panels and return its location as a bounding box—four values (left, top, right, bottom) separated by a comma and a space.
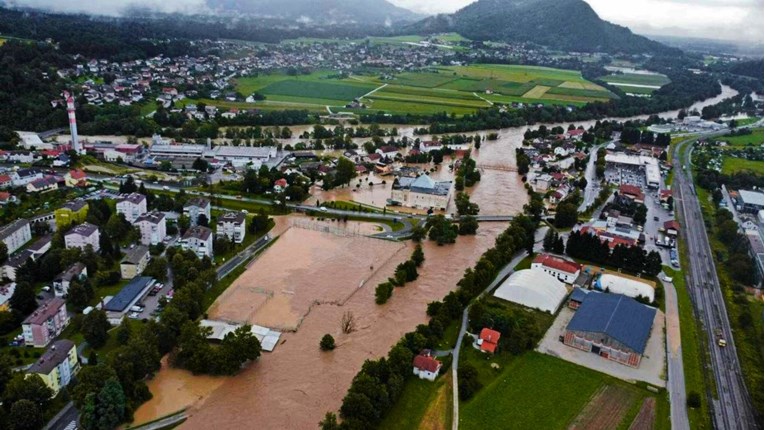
103, 276, 155, 324
564, 292, 656, 368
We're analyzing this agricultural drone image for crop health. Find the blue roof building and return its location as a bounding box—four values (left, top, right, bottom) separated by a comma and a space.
104, 276, 154, 314
564, 293, 656, 368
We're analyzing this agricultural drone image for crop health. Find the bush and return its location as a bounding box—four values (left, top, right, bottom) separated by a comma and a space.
319, 334, 336, 351
687, 391, 701, 408
375, 282, 394, 305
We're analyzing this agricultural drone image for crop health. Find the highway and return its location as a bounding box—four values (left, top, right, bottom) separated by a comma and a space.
673, 132, 758, 430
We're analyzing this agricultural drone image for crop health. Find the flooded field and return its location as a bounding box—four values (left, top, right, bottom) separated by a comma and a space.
209, 226, 405, 331
173, 222, 506, 429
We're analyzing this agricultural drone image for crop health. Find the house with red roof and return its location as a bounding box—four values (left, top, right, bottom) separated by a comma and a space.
65, 169, 88, 187
566, 128, 585, 140
618, 184, 645, 204
664, 220, 680, 237
476, 328, 501, 354
0, 192, 15, 205
412, 351, 442, 381
0, 175, 12, 189
273, 178, 288, 192
659, 189, 673, 203
532, 253, 582, 284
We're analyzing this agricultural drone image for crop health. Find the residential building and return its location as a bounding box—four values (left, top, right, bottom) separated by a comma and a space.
184, 198, 211, 226
120, 245, 150, 279
26, 339, 80, 396
0, 219, 32, 254
2, 250, 34, 281
116, 193, 147, 223
412, 351, 442, 382
216, 211, 246, 244
181, 225, 213, 258
22, 298, 69, 348
64, 169, 88, 187
26, 176, 59, 193
13, 168, 43, 187
389, 175, 452, 211
53, 262, 87, 297
64, 222, 100, 252
55, 199, 89, 229
475, 328, 501, 354
135, 211, 166, 246
564, 292, 656, 368
531, 254, 582, 284
0, 283, 15, 311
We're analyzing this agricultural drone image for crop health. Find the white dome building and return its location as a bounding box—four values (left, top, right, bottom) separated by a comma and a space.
493, 269, 568, 313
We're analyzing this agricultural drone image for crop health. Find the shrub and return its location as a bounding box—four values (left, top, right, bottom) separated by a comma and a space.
320, 334, 336, 351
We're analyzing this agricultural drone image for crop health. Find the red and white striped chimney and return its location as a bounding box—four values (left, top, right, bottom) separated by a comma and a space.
63, 91, 82, 154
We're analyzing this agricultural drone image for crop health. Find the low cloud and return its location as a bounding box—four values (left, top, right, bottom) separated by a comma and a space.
3, 0, 210, 16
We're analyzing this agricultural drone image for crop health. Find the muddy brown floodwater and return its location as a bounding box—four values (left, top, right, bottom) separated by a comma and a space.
167, 222, 504, 430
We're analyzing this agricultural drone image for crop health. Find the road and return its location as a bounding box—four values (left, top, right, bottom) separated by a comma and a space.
42, 401, 78, 430
661, 274, 690, 430
216, 233, 272, 280
673, 132, 758, 430
451, 251, 528, 430
578, 141, 608, 212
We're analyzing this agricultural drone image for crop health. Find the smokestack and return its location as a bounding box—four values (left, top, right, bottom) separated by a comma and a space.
63, 91, 82, 154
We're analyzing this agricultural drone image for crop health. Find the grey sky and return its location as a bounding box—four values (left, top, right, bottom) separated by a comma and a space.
8, 0, 764, 43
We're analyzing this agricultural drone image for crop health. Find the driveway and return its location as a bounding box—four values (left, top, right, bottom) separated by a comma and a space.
537, 306, 666, 388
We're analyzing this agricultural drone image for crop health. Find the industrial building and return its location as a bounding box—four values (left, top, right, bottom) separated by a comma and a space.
564, 292, 656, 368
388, 175, 452, 210
531, 254, 582, 284
199, 319, 282, 352
736, 190, 764, 214
493, 269, 568, 313
604, 154, 661, 188
103, 276, 155, 324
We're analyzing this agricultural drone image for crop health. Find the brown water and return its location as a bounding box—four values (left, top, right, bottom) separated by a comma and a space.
179, 222, 505, 430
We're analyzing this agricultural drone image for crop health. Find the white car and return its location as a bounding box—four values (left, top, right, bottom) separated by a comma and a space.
128, 312, 141, 320
319, 207, 328, 212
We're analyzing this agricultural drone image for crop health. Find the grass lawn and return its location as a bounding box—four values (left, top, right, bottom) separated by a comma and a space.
734, 117, 761, 127
721, 156, 763, 174
719, 127, 763, 147
513, 254, 534, 271
598, 73, 671, 87
460, 352, 669, 430
379, 375, 451, 430
663, 266, 711, 429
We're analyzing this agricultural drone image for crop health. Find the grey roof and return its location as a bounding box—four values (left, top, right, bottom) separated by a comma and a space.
0, 219, 30, 241
184, 225, 212, 241
55, 262, 86, 282
184, 198, 210, 209
394, 175, 451, 196
5, 250, 34, 268
66, 222, 99, 238
135, 211, 165, 225
121, 245, 149, 265
23, 297, 66, 325
566, 293, 656, 354
62, 199, 88, 212
218, 211, 245, 224
28, 235, 52, 252
738, 190, 764, 207
117, 192, 146, 205
27, 340, 75, 374
104, 276, 153, 312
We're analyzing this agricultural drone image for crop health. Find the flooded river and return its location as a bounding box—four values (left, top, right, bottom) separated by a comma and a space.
131, 86, 737, 429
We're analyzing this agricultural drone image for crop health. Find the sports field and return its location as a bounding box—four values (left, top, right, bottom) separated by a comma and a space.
229, 64, 616, 116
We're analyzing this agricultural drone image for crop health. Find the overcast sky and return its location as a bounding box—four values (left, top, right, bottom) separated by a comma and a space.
392, 0, 764, 43
9, 0, 764, 43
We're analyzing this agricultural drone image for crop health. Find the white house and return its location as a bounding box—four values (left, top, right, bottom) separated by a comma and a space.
0, 219, 32, 254
53, 262, 87, 297
531, 254, 582, 284
420, 141, 444, 153
389, 175, 452, 211
216, 212, 246, 244
184, 198, 211, 226
412, 352, 442, 382
64, 223, 100, 252
116, 193, 147, 223
181, 225, 213, 258
135, 211, 166, 246
12, 168, 43, 187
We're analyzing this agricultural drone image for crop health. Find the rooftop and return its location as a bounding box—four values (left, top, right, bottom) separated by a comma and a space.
566, 293, 656, 354
66, 222, 99, 237
184, 225, 212, 241
135, 211, 166, 225
533, 254, 581, 275
218, 211, 246, 224
117, 192, 147, 205
103, 276, 153, 312
739, 190, 764, 207
184, 197, 210, 209
23, 297, 66, 325
413, 353, 441, 373
0, 218, 30, 240
27, 340, 75, 375
61, 199, 88, 212
122, 245, 149, 265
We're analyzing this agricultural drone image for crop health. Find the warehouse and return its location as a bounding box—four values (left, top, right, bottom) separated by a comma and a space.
564, 293, 656, 368
493, 269, 568, 313
594, 273, 655, 303
103, 276, 155, 324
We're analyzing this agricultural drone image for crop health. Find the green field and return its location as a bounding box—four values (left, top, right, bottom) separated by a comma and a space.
719, 128, 763, 147
379, 375, 451, 430
460, 352, 669, 430
225, 64, 615, 117
721, 157, 763, 174
599, 72, 671, 87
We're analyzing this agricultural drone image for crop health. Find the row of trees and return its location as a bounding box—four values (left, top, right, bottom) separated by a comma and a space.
322, 214, 537, 429
565, 231, 662, 277
375, 245, 425, 304
455, 154, 481, 191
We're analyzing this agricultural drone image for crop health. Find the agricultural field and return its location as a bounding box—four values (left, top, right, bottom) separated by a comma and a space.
379, 375, 452, 430
719, 127, 763, 147
460, 352, 670, 430
598, 72, 671, 95
721, 157, 763, 175
226, 64, 615, 116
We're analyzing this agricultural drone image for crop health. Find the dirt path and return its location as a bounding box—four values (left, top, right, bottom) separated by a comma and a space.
568, 385, 636, 430
419, 374, 451, 430
628, 398, 656, 430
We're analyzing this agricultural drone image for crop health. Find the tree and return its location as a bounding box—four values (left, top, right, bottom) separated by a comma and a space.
542, 228, 556, 251
633, 204, 647, 225
455, 192, 479, 216
411, 244, 425, 267
426, 215, 458, 245
7, 399, 44, 430
197, 214, 209, 227
375, 282, 393, 304
3, 374, 53, 406
341, 311, 357, 334
687, 391, 701, 408
0, 242, 7, 264
115, 319, 132, 344
71, 364, 119, 408
457, 364, 482, 401
458, 215, 479, 235
320, 334, 336, 351
68, 279, 94, 312
82, 310, 111, 348
554, 203, 578, 228
334, 157, 356, 187
319, 412, 339, 430
80, 378, 126, 430
9, 281, 37, 317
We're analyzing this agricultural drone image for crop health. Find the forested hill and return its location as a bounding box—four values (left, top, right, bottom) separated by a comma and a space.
206, 0, 422, 24
411, 0, 680, 55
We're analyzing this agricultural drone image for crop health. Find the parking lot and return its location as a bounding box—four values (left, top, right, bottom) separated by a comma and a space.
536, 306, 666, 388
